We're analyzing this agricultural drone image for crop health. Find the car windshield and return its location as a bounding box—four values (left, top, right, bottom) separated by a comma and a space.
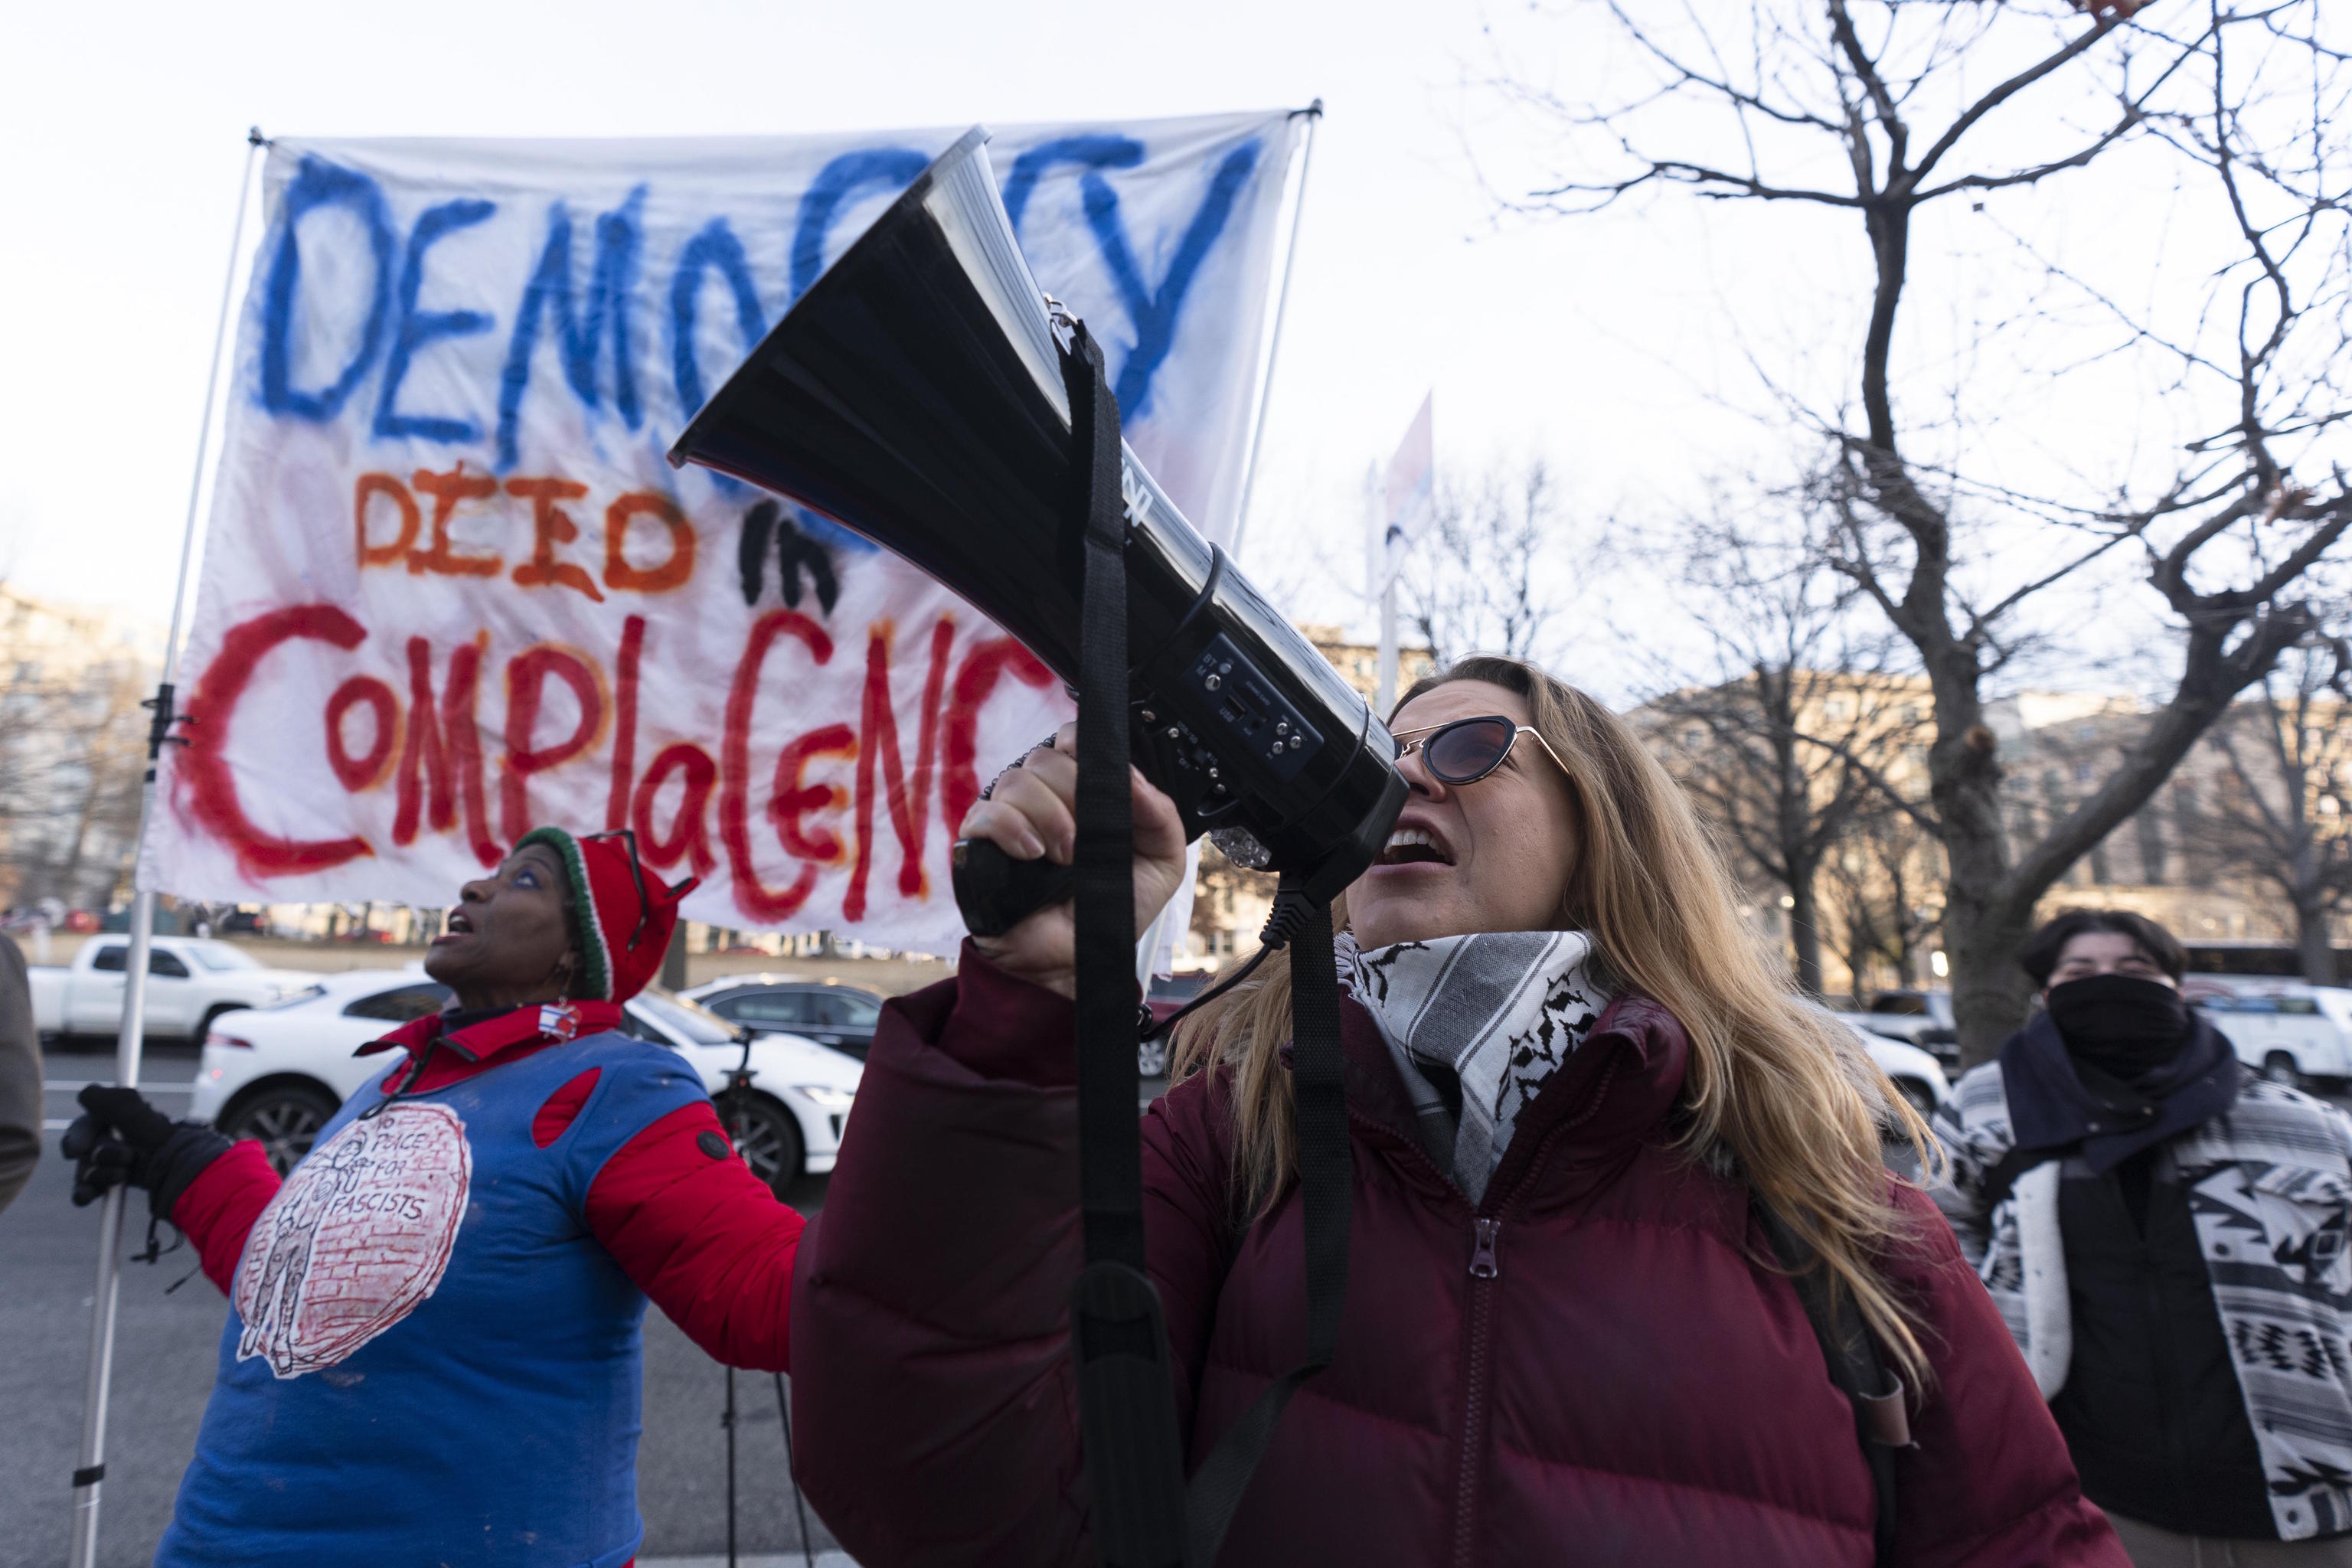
632, 988, 741, 1045
184, 941, 263, 972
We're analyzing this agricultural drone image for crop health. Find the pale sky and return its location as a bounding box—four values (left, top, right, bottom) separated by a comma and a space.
1, 0, 2292, 704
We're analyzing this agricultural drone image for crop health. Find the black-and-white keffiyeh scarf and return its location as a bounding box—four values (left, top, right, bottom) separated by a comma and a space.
1341, 930, 1613, 1202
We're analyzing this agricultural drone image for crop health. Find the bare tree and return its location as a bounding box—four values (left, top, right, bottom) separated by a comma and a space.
0, 589, 154, 910
1641, 504, 1928, 994
47, 665, 148, 907
1401, 459, 1566, 667
1501, 1, 2352, 1063
2190, 633, 2352, 982
1822, 799, 1942, 1004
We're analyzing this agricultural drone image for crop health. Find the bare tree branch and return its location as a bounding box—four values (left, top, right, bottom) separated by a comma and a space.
1492, 0, 2352, 1063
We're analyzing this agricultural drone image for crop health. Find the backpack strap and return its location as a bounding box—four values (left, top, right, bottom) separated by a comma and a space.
1755, 1199, 1909, 1568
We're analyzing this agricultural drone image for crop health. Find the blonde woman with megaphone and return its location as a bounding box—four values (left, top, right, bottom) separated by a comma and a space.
791, 656, 2125, 1566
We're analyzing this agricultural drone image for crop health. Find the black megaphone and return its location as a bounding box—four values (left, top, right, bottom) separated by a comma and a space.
665, 126, 1407, 933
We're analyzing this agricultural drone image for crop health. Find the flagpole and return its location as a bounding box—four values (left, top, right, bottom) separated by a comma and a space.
1228, 99, 1322, 564
69, 126, 266, 1568
1361, 465, 1392, 714
1377, 583, 1398, 717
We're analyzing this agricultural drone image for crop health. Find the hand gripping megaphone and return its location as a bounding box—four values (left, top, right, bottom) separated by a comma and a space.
669, 126, 1389, 1568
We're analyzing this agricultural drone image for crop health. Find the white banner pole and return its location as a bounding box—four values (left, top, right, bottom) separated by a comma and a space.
69, 126, 266, 1568
1227, 100, 1322, 564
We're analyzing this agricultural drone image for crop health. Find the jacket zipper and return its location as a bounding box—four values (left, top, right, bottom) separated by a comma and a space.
1454, 1218, 1501, 1568
1469, 1217, 1502, 1279
1444, 1052, 1624, 1568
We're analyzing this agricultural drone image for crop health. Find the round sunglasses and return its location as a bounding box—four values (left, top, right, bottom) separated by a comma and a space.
1390, 715, 1570, 785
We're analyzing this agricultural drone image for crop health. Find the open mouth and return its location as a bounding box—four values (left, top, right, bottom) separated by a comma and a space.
1376, 825, 1455, 867
436, 910, 476, 941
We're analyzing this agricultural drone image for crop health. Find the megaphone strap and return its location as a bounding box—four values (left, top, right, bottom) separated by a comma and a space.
1066, 321, 1147, 1275
1183, 897, 1351, 1568
1060, 321, 1188, 1565
1054, 319, 1354, 1568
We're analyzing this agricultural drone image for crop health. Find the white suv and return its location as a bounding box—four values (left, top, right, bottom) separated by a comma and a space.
187, 969, 861, 1194
2197, 985, 2352, 1090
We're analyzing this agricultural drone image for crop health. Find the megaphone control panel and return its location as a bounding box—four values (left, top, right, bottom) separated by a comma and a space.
1182, 635, 1321, 784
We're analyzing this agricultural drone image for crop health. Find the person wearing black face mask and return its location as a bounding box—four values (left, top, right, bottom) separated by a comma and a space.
1932, 910, 2352, 1566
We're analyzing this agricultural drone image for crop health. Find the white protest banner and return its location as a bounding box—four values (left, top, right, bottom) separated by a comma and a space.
143, 113, 1302, 954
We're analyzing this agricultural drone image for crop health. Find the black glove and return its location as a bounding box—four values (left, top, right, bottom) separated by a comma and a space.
61, 1085, 233, 1222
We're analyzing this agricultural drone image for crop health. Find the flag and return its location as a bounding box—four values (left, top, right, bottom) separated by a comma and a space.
1378, 392, 1433, 589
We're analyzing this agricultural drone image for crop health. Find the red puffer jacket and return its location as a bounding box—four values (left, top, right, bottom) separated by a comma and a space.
791, 948, 2124, 1566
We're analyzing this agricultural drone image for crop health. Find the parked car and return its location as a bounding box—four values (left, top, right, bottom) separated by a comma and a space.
1145, 971, 1212, 1027
30, 936, 320, 1044
1827, 1017, 1951, 1121
186, 969, 861, 1194
2196, 985, 2352, 1091
683, 976, 887, 1060
1834, 989, 1959, 1073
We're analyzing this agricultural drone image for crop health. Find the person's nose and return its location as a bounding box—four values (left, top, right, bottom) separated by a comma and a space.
1396, 744, 1450, 802
456, 877, 496, 906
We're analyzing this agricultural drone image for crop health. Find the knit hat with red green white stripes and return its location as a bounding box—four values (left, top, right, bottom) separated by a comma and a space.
514, 827, 696, 1002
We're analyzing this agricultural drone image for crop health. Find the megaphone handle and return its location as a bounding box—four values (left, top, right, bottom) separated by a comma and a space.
951, 837, 1079, 938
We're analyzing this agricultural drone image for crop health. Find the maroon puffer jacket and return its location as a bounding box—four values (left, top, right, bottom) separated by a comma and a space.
792, 947, 2123, 1566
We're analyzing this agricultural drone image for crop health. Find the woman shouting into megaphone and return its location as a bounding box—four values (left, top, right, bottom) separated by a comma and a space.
790, 657, 2127, 1566
61, 828, 806, 1568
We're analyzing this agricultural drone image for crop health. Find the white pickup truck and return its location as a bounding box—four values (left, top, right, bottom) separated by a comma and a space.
30, 936, 322, 1044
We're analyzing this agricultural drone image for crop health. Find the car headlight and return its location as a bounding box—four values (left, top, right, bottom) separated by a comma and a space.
792, 1084, 856, 1110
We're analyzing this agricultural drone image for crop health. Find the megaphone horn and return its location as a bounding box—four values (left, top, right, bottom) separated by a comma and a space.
668, 125, 1406, 927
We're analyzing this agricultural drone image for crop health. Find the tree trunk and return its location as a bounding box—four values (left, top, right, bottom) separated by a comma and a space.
2297, 896, 2337, 986
54, 769, 102, 907
1913, 633, 2025, 1067
1788, 867, 1826, 998
1945, 896, 2037, 1068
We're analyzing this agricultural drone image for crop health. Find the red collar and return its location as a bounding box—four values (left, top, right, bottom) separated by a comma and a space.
358, 1000, 629, 1063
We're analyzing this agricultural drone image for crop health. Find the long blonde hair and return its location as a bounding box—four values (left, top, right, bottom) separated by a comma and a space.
1170, 656, 1940, 1387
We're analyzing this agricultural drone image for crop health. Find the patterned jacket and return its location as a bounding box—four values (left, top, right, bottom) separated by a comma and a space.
1931, 1060, 2352, 1541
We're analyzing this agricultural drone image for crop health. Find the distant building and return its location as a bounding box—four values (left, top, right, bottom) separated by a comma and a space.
1992, 694, 2346, 956
1631, 669, 2341, 998
1298, 624, 1436, 707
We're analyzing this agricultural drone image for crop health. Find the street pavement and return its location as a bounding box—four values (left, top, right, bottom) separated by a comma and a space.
2, 1043, 846, 1568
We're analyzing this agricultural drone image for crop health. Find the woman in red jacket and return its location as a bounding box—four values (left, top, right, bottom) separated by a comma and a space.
792, 655, 2125, 1566
62, 827, 803, 1568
